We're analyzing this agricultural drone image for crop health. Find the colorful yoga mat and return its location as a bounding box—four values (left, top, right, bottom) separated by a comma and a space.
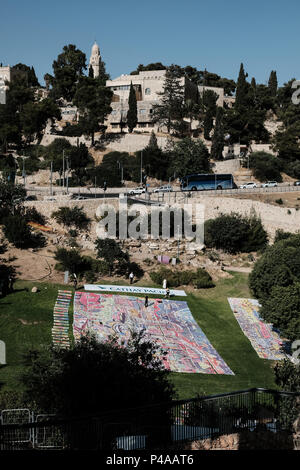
52, 290, 72, 348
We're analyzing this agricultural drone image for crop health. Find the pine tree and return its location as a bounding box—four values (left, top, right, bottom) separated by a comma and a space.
203, 108, 214, 140
127, 82, 137, 133
152, 67, 185, 133
211, 107, 224, 160
147, 130, 159, 150
235, 63, 249, 110
268, 70, 278, 97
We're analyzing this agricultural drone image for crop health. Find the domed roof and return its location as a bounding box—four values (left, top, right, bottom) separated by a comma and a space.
91, 41, 100, 55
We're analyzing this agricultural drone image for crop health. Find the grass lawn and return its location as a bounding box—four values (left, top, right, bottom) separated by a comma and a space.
0, 273, 277, 399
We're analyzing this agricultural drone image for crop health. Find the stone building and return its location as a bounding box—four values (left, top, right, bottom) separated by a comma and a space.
89, 42, 101, 78
105, 69, 198, 133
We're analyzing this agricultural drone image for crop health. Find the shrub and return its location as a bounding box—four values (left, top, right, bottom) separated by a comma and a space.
24, 206, 47, 225
54, 248, 90, 275
274, 229, 293, 243
193, 268, 214, 289
275, 198, 283, 205
52, 206, 90, 230
150, 267, 214, 289
247, 151, 283, 182
204, 212, 268, 254
249, 234, 300, 302
2, 215, 46, 249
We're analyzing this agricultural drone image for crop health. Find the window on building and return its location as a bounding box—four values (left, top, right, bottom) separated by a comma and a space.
145, 88, 151, 95
139, 109, 146, 115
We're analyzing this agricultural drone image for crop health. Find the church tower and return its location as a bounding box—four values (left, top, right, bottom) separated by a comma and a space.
89, 41, 101, 78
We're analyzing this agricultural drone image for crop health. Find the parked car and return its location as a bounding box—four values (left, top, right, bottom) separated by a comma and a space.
128, 186, 146, 195
239, 182, 257, 189
153, 185, 173, 193
261, 181, 278, 188
294, 181, 300, 186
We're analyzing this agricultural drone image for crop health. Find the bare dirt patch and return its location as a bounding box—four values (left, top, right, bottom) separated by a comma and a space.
223, 190, 300, 209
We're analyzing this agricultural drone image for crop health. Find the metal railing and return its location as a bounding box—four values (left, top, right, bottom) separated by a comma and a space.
0, 388, 299, 450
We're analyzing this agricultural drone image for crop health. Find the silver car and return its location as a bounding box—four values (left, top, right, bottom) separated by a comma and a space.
261, 181, 278, 188
154, 185, 173, 193
239, 182, 257, 189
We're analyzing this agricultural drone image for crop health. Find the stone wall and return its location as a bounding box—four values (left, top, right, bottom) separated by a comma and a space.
25, 194, 300, 241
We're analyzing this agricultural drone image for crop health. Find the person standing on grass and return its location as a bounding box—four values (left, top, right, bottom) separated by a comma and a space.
73, 273, 78, 290
129, 272, 134, 284
163, 279, 167, 289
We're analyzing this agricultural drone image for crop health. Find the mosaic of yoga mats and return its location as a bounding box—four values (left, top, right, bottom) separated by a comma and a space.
227, 298, 286, 360
73, 292, 234, 375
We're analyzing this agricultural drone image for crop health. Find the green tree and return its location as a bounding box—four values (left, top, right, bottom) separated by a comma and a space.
169, 137, 211, 177
20, 98, 61, 143
43, 138, 72, 173
54, 247, 89, 275
127, 82, 138, 133
68, 143, 94, 184
152, 66, 185, 134
268, 70, 278, 97
259, 283, 300, 340
0, 178, 26, 221
13, 63, 40, 87
211, 107, 224, 160
21, 333, 175, 448
50, 44, 87, 101
247, 151, 283, 182
95, 238, 128, 275
2, 214, 45, 249
52, 206, 90, 230
235, 63, 249, 110
249, 234, 300, 302
136, 132, 170, 180
74, 76, 112, 145
205, 212, 268, 254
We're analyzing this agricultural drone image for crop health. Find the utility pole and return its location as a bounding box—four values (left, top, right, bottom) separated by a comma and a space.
95, 177, 97, 198
50, 161, 53, 196
140, 151, 143, 184
177, 225, 180, 260
22, 157, 26, 187
66, 156, 69, 194
62, 149, 65, 190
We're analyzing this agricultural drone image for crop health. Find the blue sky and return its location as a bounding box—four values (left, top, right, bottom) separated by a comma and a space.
1, 0, 299, 86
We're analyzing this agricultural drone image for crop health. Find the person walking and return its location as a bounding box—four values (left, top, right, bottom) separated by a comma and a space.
73, 273, 78, 290
144, 295, 149, 308
165, 287, 170, 299
129, 272, 134, 284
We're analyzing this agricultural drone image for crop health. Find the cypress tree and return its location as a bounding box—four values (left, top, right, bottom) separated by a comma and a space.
235, 63, 248, 110
211, 107, 224, 160
147, 130, 159, 150
268, 70, 278, 97
127, 82, 138, 133
203, 108, 214, 140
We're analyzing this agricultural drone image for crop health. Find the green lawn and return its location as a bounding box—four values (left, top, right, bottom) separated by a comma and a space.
0, 273, 276, 399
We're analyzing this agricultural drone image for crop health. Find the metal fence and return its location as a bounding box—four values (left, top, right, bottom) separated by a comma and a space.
0, 388, 299, 450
